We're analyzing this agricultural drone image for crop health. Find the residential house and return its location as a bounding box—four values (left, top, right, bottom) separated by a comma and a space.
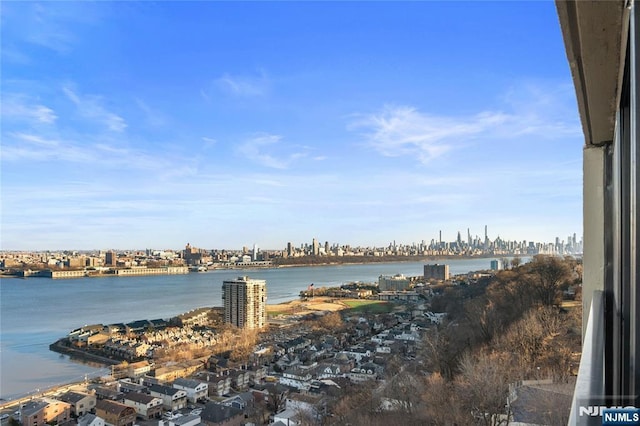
77, 413, 105, 426
393, 329, 420, 342
221, 391, 254, 411
117, 379, 148, 395
148, 384, 187, 411
94, 400, 136, 426
348, 363, 381, 383
125, 320, 153, 334
245, 364, 267, 385
339, 347, 371, 363
21, 398, 72, 426
172, 378, 208, 403
316, 359, 353, 379
203, 374, 231, 398
200, 402, 243, 426
177, 308, 210, 327
280, 367, 313, 391
280, 337, 311, 354
92, 386, 123, 401
284, 393, 324, 424
127, 360, 153, 377
165, 414, 201, 426
227, 369, 250, 391
154, 360, 203, 382
58, 391, 97, 417
86, 332, 111, 347
122, 392, 163, 420
272, 407, 300, 426
68, 325, 104, 345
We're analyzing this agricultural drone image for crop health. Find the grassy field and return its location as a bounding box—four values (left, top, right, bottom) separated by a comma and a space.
341, 299, 392, 313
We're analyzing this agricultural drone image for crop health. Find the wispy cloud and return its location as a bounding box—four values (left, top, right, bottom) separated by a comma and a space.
1, 94, 57, 124
236, 134, 307, 169
28, 3, 77, 53
351, 82, 581, 164
10, 132, 59, 147
2, 132, 93, 163
214, 70, 270, 97
351, 106, 507, 163
135, 98, 165, 127
63, 86, 127, 132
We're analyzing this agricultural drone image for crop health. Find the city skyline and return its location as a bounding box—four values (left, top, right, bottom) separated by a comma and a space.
1, 2, 582, 251
0, 227, 582, 254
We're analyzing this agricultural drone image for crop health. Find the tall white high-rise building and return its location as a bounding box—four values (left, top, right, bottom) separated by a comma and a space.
222, 276, 267, 329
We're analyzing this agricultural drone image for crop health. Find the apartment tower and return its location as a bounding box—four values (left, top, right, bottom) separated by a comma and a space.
222, 276, 266, 329
424, 263, 450, 281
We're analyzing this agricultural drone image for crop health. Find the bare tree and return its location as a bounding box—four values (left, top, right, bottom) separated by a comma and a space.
329, 384, 381, 426
382, 369, 425, 416
316, 312, 344, 332
455, 351, 514, 426
526, 255, 572, 306
266, 384, 288, 416
422, 372, 466, 425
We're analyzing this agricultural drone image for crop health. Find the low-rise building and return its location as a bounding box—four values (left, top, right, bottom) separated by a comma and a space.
172, 378, 208, 403
122, 392, 163, 419
94, 400, 136, 426
204, 374, 232, 398
21, 398, 72, 426
200, 402, 243, 426
58, 391, 97, 417
77, 413, 105, 426
148, 384, 188, 411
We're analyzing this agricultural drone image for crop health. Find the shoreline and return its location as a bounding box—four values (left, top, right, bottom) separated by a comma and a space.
0, 254, 507, 279
1, 257, 512, 401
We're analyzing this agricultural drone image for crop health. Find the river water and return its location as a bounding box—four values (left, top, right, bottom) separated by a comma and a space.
0, 258, 498, 400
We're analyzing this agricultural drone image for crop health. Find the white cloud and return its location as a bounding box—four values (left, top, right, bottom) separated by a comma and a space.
351, 106, 508, 163
214, 71, 270, 97
135, 98, 165, 126
10, 132, 59, 147
1, 95, 57, 124
236, 134, 308, 169
351, 83, 582, 164
63, 86, 127, 132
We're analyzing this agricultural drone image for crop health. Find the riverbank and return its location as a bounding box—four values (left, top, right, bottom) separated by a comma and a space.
1, 254, 504, 279
2, 258, 502, 400
49, 340, 122, 367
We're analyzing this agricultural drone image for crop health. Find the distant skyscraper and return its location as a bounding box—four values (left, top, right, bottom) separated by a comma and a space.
484, 225, 489, 250
222, 276, 266, 329
312, 238, 319, 256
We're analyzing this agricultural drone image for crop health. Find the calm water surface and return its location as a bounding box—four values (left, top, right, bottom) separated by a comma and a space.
0, 258, 497, 400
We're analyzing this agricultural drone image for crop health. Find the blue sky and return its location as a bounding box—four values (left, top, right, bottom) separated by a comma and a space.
1, 1, 583, 251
